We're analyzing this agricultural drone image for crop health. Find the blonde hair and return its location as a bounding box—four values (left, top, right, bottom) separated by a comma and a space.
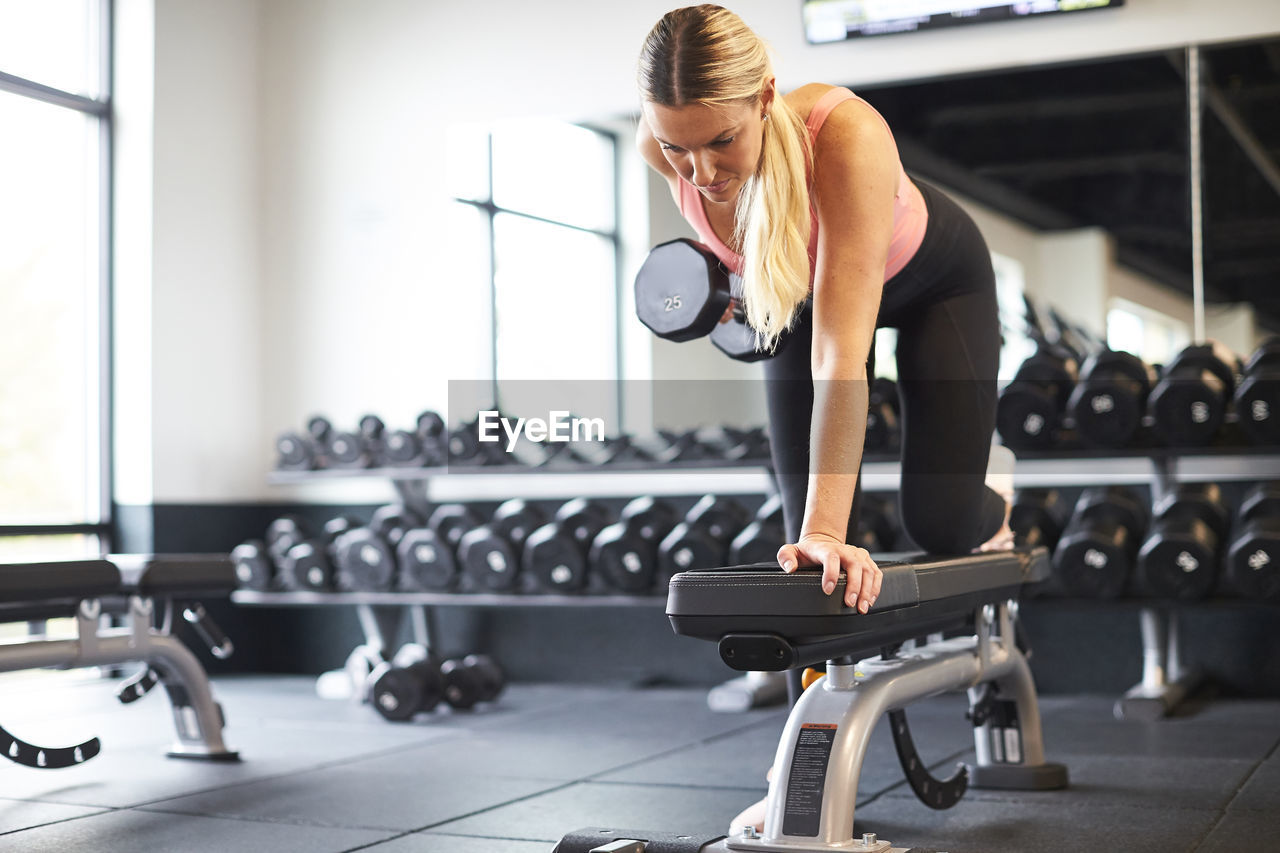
639, 5, 812, 351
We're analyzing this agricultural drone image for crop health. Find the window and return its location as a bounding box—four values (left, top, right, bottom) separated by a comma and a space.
0, 1, 111, 561
446, 119, 621, 426
1107, 298, 1190, 367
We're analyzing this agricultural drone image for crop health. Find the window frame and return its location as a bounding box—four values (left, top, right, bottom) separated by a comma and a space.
451, 122, 626, 420
0, 1, 114, 555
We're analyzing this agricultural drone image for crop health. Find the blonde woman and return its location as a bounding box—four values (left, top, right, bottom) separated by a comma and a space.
638, 0, 1012, 711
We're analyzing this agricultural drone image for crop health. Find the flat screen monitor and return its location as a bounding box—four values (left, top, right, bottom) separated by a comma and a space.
803, 1, 1125, 44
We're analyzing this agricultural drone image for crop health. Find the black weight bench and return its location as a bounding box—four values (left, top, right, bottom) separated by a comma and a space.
0, 555, 238, 769
557, 548, 1068, 853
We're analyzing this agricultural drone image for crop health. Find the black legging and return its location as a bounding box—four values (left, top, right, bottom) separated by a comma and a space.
763, 181, 1006, 700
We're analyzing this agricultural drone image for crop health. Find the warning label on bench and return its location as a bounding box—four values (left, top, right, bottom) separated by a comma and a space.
782, 723, 837, 837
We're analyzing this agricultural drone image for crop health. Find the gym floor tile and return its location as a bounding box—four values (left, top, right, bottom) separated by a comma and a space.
0, 808, 394, 853
1197, 808, 1280, 852
1225, 757, 1280, 812
955, 754, 1258, 812
592, 697, 974, 801
367, 832, 555, 852
853, 797, 1220, 853
0, 799, 107, 835
136, 761, 565, 832
426, 780, 761, 841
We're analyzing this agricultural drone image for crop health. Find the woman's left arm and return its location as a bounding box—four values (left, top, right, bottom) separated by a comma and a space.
776, 99, 901, 613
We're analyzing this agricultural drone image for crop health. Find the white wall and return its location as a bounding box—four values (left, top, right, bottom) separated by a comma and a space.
120, 0, 1280, 503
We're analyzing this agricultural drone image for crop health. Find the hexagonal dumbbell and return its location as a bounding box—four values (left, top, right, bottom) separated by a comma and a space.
729, 494, 785, 564
591, 496, 680, 593
1147, 342, 1240, 447
367, 644, 445, 722
1066, 348, 1155, 449
1053, 486, 1148, 598
1225, 481, 1280, 602
658, 495, 751, 584
996, 346, 1079, 451
523, 498, 614, 593
1234, 338, 1280, 446
278, 515, 358, 591
633, 238, 787, 362
457, 499, 549, 592
1134, 483, 1230, 600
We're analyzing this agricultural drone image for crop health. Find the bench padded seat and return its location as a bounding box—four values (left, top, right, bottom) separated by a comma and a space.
111, 554, 236, 596
666, 548, 1049, 670
0, 560, 122, 622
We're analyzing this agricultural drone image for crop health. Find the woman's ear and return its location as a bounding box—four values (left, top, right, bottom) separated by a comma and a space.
760, 77, 777, 118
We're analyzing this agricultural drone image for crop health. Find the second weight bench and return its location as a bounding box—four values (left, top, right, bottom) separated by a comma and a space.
0, 554, 238, 768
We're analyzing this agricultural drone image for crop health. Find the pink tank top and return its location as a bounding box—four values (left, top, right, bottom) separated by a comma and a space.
676, 86, 928, 285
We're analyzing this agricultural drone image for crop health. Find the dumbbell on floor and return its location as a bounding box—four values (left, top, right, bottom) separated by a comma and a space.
368, 645, 506, 721
1053, 486, 1148, 598
1225, 481, 1280, 602
1135, 483, 1229, 600
592, 496, 679, 593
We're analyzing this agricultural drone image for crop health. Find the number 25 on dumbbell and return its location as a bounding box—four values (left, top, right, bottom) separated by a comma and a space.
634, 238, 786, 362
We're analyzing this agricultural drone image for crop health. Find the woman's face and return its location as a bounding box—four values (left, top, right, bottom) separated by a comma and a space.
644, 95, 770, 206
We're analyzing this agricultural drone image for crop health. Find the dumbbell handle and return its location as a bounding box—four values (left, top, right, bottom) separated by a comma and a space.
183, 602, 234, 660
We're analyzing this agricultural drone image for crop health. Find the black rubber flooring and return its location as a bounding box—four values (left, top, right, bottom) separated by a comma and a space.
0, 672, 1275, 852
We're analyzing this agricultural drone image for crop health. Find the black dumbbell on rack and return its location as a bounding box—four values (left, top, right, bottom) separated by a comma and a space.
1234, 338, 1280, 446
633, 238, 787, 363
376, 410, 449, 467
1134, 483, 1230, 600
278, 516, 358, 592
865, 379, 902, 455
396, 503, 482, 592
1065, 349, 1155, 449
591, 496, 680, 593
729, 495, 785, 564
332, 505, 424, 592
1146, 342, 1240, 447
231, 540, 274, 591
1225, 481, 1280, 602
457, 500, 549, 592
1009, 489, 1067, 553
996, 346, 1079, 451
1053, 486, 1148, 598
523, 498, 615, 593
658, 495, 752, 583
854, 493, 901, 552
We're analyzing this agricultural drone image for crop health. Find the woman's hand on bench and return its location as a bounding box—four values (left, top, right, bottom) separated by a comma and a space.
777, 534, 883, 613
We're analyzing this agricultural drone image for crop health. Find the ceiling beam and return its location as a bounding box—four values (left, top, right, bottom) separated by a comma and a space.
895, 136, 1079, 230
974, 152, 1186, 181
924, 90, 1182, 127
1209, 218, 1280, 250
1169, 52, 1280, 206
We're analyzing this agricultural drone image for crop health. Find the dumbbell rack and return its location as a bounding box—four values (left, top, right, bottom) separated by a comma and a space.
1013, 445, 1280, 721
240, 448, 1280, 718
